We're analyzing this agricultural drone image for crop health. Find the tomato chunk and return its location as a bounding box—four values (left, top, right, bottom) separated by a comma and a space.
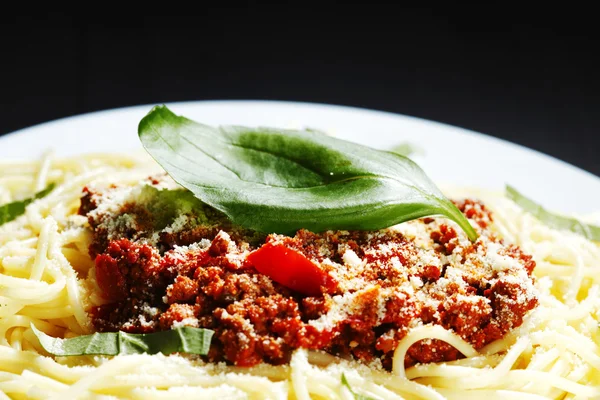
94, 254, 127, 302
247, 242, 333, 296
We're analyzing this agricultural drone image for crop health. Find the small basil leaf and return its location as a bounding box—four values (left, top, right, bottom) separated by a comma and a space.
138, 106, 477, 241
341, 373, 376, 400
31, 324, 214, 356
304, 127, 328, 135
389, 142, 424, 158
506, 185, 600, 241
0, 183, 55, 226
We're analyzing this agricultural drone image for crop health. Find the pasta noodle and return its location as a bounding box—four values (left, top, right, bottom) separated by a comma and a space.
0, 154, 599, 399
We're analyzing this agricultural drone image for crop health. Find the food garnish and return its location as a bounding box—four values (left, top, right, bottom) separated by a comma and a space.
138, 106, 477, 241
389, 142, 424, 158
247, 241, 336, 296
506, 185, 600, 241
0, 183, 54, 226
341, 373, 376, 400
31, 323, 213, 356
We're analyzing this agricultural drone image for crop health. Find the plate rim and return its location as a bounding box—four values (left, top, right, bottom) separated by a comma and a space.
1, 99, 598, 185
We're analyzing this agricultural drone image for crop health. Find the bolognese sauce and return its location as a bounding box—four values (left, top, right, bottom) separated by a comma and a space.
80, 180, 538, 369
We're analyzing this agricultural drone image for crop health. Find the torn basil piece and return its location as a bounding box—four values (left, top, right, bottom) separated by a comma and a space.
506, 185, 600, 241
0, 183, 55, 226
31, 324, 214, 356
341, 373, 376, 400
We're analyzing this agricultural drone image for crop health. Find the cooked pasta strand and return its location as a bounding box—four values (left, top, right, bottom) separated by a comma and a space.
0, 155, 598, 399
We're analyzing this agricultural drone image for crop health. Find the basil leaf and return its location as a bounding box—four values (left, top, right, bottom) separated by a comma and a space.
0, 183, 55, 226
341, 373, 376, 400
31, 324, 214, 356
506, 185, 600, 241
304, 127, 328, 135
138, 106, 477, 241
390, 142, 424, 158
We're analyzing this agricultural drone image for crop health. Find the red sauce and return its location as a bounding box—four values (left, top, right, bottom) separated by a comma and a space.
83, 189, 538, 369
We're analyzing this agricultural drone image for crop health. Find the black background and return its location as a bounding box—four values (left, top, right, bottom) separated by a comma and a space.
1, 8, 599, 177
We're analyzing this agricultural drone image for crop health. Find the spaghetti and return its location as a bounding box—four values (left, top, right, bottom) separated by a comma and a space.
0, 153, 599, 399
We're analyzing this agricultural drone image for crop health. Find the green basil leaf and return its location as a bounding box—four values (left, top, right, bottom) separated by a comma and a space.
0, 183, 55, 226
390, 142, 424, 158
341, 373, 376, 400
138, 106, 477, 241
304, 127, 328, 135
506, 185, 600, 241
31, 324, 214, 356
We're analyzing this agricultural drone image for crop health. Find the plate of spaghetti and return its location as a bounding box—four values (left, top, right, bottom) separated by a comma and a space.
0, 101, 599, 399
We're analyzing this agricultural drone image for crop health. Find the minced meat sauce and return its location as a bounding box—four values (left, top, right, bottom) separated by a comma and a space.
79, 180, 538, 369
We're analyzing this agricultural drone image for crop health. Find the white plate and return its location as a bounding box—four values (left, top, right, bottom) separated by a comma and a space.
1, 100, 598, 213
